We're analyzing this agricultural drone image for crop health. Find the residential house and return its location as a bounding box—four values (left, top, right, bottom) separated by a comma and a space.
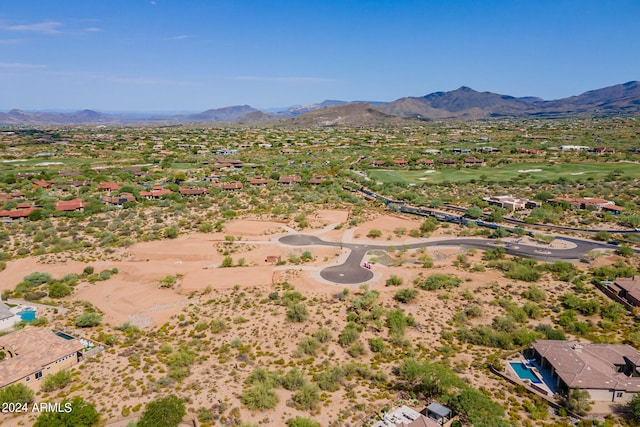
100, 192, 136, 206
609, 276, 640, 307
248, 177, 272, 187
32, 179, 54, 189
0, 327, 85, 389
416, 159, 435, 167
0, 206, 40, 221
371, 405, 441, 427
139, 187, 173, 200
589, 147, 615, 155
517, 148, 546, 155
222, 181, 243, 191
179, 187, 208, 196
55, 198, 88, 212
482, 195, 533, 211
279, 175, 302, 185
424, 402, 452, 425
96, 182, 121, 192
464, 157, 484, 166
393, 158, 409, 166
437, 158, 456, 166
549, 197, 624, 213
309, 176, 329, 185
370, 160, 386, 167
528, 340, 640, 402
0, 302, 21, 330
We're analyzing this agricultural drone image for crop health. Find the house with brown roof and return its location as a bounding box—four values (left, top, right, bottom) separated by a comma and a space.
370, 160, 386, 167
609, 276, 640, 307
32, 179, 54, 189
393, 158, 409, 166
279, 175, 302, 185
100, 192, 136, 206
222, 181, 243, 191
464, 156, 484, 166
55, 198, 88, 212
437, 158, 456, 166
416, 159, 435, 167
248, 177, 272, 187
0, 206, 40, 221
309, 176, 330, 185
139, 187, 173, 200
0, 327, 85, 389
179, 187, 208, 196
96, 182, 121, 192
517, 148, 546, 155
529, 340, 640, 402
549, 197, 623, 213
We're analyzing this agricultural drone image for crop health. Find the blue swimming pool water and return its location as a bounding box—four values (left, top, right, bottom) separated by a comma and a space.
17, 309, 36, 322
509, 362, 542, 384
56, 331, 74, 340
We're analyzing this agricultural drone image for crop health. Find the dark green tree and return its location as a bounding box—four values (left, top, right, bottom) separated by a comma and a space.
138, 395, 186, 427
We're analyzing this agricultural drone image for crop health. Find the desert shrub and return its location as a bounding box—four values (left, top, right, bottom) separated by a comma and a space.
394, 288, 418, 303
220, 256, 233, 268
367, 229, 382, 238
210, 318, 227, 333
286, 303, 308, 322
241, 385, 279, 410
33, 396, 99, 427
522, 285, 546, 302
246, 367, 281, 388
338, 322, 360, 347
291, 383, 321, 410
288, 417, 321, 427
347, 341, 367, 357
281, 368, 307, 391
312, 328, 331, 343
418, 273, 462, 290
297, 337, 319, 355
314, 365, 344, 391
98, 269, 112, 280
23, 272, 53, 287
138, 395, 185, 427
386, 308, 415, 336
386, 275, 403, 287
522, 302, 543, 319
41, 370, 72, 392
83, 266, 94, 275
0, 383, 34, 404
75, 312, 102, 327
49, 282, 72, 298
369, 337, 387, 353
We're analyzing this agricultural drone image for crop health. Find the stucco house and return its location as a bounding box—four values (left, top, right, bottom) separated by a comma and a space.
0, 327, 85, 389
528, 340, 640, 402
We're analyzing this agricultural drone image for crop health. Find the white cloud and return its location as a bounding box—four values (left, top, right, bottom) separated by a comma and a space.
83, 27, 103, 33
166, 34, 191, 40
0, 38, 24, 45
0, 21, 63, 34
0, 62, 47, 69
231, 76, 336, 83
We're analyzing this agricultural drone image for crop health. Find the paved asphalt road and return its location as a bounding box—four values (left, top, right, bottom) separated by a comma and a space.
279, 234, 619, 285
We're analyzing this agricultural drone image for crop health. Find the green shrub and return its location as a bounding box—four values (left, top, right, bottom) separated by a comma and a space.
0, 383, 34, 405
291, 383, 320, 410
33, 396, 99, 427
418, 273, 462, 290
48, 282, 72, 298
394, 288, 418, 303
386, 275, 403, 287
241, 385, 279, 410
286, 303, 308, 322
75, 312, 102, 327
41, 370, 72, 392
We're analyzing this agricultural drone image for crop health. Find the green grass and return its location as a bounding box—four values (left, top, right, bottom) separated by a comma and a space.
366, 162, 640, 185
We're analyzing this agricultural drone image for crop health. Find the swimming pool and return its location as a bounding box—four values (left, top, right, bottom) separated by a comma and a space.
17, 307, 36, 322
56, 331, 75, 340
509, 362, 542, 384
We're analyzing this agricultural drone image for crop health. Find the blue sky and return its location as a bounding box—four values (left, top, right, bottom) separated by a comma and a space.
1, 0, 638, 112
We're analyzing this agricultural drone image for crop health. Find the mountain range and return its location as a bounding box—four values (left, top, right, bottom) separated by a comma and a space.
1, 81, 638, 126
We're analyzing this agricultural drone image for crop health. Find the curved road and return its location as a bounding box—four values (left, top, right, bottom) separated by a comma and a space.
279, 234, 619, 285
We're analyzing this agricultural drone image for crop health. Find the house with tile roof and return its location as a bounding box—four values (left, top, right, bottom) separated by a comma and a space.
529, 340, 640, 402
0, 327, 85, 389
